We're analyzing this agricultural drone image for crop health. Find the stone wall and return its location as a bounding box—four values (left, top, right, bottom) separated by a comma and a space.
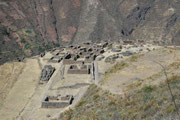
68, 69, 90, 74
85, 59, 93, 63
63, 59, 83, 64
41, 101, 69, 108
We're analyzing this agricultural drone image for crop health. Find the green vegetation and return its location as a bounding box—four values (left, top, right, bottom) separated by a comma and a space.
106, 62, 127, 74
38, 47, 45, 53
143, 85, 154, 93
45, 44, 52, 50
54, 43, 60, 47
25, 30, 32, 34
76, 101, 86, 107
130, 55, 138, 62
21, 38, 26, 43
93, 94, 99, 100
60, 76, 180, 120
130, 54, 144, 62
25, 43, 31, 49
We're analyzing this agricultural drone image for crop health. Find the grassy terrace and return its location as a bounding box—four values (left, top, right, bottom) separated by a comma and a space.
60, 75, 180, 120
103, 62, 128, 80
101, 53, 144, 83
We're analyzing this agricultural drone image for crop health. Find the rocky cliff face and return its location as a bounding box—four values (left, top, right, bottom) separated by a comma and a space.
0, 0, 179, 64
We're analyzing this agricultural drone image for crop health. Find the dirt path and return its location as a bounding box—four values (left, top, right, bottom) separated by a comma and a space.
0, 62, 25, 108
17, 61, 63, 120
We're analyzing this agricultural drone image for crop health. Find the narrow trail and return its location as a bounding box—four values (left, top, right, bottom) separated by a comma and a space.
27, 62, 63, 120
0, 63, 25, 111
50, 83, 90, 90
0, 63, 15, 95
16, 59, 41, 120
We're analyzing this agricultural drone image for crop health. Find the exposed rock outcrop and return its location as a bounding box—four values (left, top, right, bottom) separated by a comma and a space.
0, 0, 179, 64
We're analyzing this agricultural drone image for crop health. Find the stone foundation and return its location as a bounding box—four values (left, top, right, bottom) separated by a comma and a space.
41, 95, 74, 108
41, 101, 69, 108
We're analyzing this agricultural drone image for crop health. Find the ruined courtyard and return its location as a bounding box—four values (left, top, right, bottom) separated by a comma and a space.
1, 40, 179, 120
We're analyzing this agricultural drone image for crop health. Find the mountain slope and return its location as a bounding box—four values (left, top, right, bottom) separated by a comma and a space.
0, 0, 179, 64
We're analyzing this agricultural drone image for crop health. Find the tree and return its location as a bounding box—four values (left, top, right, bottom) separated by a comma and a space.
154, 60, 179, 117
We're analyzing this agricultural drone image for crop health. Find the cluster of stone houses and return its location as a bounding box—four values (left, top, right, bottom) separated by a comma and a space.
67, 64, 91, 74
39, 40, 157, 109
40, 65, 56, 82
40, 42, 110, 108
46, 42, 108, 73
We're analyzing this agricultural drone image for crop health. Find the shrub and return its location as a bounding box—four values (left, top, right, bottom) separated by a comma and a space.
166, 106, 176, 113
25, 43, 31, 49
25, 30, 32, 34
130, 55, 138, 62
93, 94, 99, 100
108, 101, 116, 106
21, 38, 26, 43
143, 85, 154, 93
45, 44, 52, 50
77, 101, 85, 107
38, 47, 45, 53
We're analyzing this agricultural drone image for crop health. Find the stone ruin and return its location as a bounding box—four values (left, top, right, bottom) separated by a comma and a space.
61, 42, 107, 65
41, 95, 74, 108
40, 52, 46, 57
97, 55, 105, 61
63, 53, 82, 64
49, 56, 63, 63
105, 54, 120, 63
16, 57, 24, 62
121, 51, 133, 56
123, 40, 134, 45
40, 65, 55, 81
67, 64, 91, 74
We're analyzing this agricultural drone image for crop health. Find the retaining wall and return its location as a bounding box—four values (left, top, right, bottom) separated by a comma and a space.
41, 101, 69, 108
67, 69, 90, 74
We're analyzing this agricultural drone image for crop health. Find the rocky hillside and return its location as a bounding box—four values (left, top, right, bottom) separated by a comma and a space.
0, 0, 179, 64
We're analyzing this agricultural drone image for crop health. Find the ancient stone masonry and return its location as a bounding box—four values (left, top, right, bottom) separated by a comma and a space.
49, 56, 63, 63
40, 65, 56, 81
67, 64, 91, 74
63, 53, 82, 64
40, 52, 46, 57
123, 40, 134, 45
41, 41, 112, 109
37, 40, 160, 112
41, 95, 74, 108
16, 57, 24, 62
121, 51, 134, 56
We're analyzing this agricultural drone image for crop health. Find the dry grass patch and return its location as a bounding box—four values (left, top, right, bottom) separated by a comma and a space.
101, 62, 128, 83
0, 62, 25, 106
129, 54, 144, 62
60, 76, 180, 120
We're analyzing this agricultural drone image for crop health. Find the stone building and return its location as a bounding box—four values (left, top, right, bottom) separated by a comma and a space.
41, 95, 74, 108
49, 56, 63, 63
40, 65, 55, 81
67, 64, 91, 74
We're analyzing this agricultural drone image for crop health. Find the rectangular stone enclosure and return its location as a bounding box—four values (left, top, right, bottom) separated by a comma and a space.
41, 95, 74, 108
67, 64, 91, 74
